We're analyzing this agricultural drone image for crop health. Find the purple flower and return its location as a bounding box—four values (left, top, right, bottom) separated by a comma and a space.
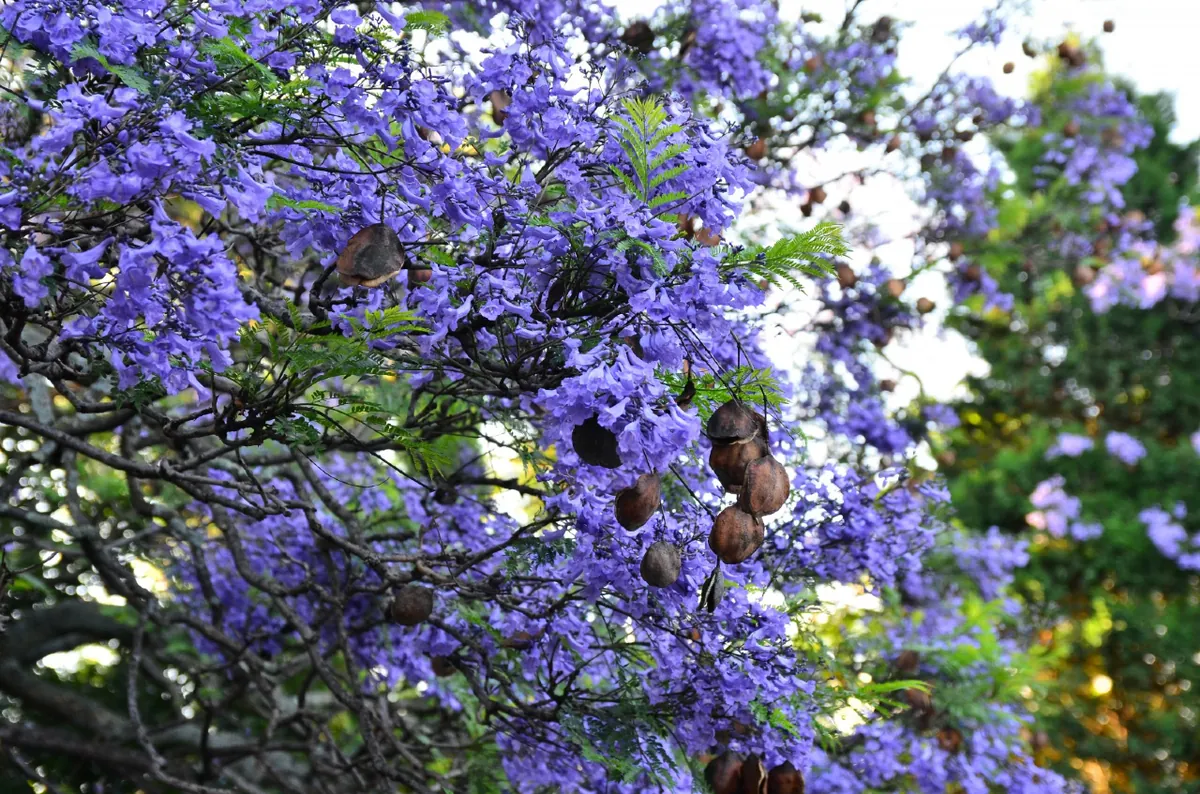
1104, 431, 1146, 465
1046, 433, 1094, 459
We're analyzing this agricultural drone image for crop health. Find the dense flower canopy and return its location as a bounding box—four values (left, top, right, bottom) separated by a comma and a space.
0, 1, 1192, 793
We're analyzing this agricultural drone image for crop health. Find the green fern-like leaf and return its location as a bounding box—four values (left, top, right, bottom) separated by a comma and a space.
722, 221, 849, 291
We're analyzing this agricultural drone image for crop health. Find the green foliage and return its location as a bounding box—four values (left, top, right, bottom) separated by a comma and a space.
721, 221, 846, 290
71, 40, 152, 93
657, 365, 787, 423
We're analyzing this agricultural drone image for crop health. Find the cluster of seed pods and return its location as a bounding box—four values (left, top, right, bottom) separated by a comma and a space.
705, 751, 804, 794
706, 400, 790, 566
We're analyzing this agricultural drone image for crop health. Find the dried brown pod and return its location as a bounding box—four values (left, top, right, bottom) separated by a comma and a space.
767, 761, 804, 794
937, 728, 963, 753
963, 264, 982, 282
1103, 19, 1114, 33
337, 223, 406, 288
700, 565, 726, 613
502, 630, 539, 651
948, 241, 965, 261
407, 263, 433, 286
916, 297, 936, 315
640, 541, 682, 587
740, 754, 768, 794
803, 54, 823, 72
894, 649, 920, 675
808, 185, 827, 205
1023, 41, 1037, 58
705, 750, 744, 794
710, 437, 769, 493
870, 16, 892, 43
615, 473, 662, 530
572, 415, 621, 468
903, 686, 933, 715
956, 129, 975, 142
709, 506, 764, 564
836, 264, 857, 289
745, 138, 768, 161
739, 456, 790, 517
860, 109, 877, 128
1003, 61, 1015, 74
799, 201, 813, 217
838, 199, 851, 215
1074, 264, 1096, 286
879, 378, 897, 393
389, 585, 434, 626
886, 134, 901, 153
707, 400, 762, 444
885, 278, 905, 298
620, 20, 656, 54
1063, 119, 1081, 138
430, 656, 456, 677
489, 90, 511, 124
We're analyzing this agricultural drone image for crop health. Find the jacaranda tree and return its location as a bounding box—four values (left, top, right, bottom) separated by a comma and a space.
0, 2, 1171, 792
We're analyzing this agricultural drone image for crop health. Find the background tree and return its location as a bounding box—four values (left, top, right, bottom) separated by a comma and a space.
939, 44, 1200, 794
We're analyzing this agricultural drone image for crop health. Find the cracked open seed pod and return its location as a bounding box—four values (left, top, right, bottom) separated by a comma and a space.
709, 506, 764, 564
767, 762, 804, 794
706, 400, 761, 444
740, 754, 767, 794
336, 223, 407, 288
615, 473, 661, 530
571, 415, 621, 468
738, 455, 790, 517
710, 437, 769, 493
705, 750, 743, 794
640, 541, 681, 587
389, 584, 433, 626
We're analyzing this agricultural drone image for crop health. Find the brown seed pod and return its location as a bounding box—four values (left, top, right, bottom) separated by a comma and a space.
489, 89, 511, 124
1023, 41, 1037, 58
836, 264, 857, 289
389, 584, 434, 626
937, 728, 963, 753
640, 541, 682, 587
886, 134, 901, 153
956, 129, 975, 143
894, 649, 921, 675
615, 473, 662, 530
572, 415, 621, 468
707, 400, 761, 444
710, 437, 769, 493
1074, 264, 1096, 286
620, 20, 656, 54
740, 754, 768, 794
430, 656, 456, 677
963, 264, 982, 282
705, 750, 744, 794
407, 264, 433, 286
803, 55, 823, 73
885, 278, 905, 298
799, 201, 813, 217
903, 687, 933, 715
838, 199, 851, 215
948, 241, 965, 260
1103, 19, 1114, 33
336, 223, 406, 288
767, 762, 804, 794
745, 139, 768, 161
808, 186, 827, 205
916, 297, 935, 315
739, 456, 790, 517
709, 506, 764, 564
879, 378, 897, 393
502, 630, 539, 651
1063, 119, 1080, 138
1002, 61, 1015, 74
